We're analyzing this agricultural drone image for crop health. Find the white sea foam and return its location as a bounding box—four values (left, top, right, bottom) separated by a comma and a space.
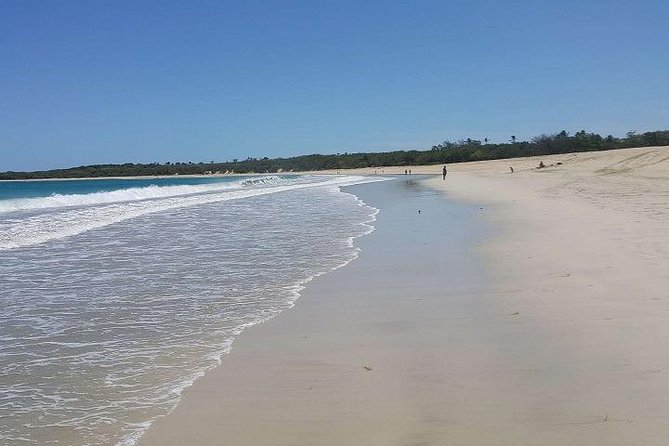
0, 175, 382, 250
0, 175, 385, 446
115, 187, 382, 446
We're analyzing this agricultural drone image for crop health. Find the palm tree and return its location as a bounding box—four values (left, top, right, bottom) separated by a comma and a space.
510, 135, 516, 143
484, 137, 489, 145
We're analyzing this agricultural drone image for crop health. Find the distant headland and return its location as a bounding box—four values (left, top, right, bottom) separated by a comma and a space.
2, 129, 667, 180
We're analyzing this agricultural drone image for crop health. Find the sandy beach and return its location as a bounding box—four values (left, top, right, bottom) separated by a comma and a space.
140, 146, 669, 445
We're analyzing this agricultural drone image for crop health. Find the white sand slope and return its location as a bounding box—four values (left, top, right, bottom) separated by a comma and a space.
423, 146, 669, 444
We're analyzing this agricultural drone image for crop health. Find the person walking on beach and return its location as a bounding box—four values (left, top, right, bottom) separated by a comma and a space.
442, 165, 447, 180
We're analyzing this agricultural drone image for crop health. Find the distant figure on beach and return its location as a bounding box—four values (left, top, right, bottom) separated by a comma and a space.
409, 169, 412, 175
538, 161, 545, 169
442, 165, 447, 180
418, 209, 421, 214
404, 169, 408, 175
510, 166, 514, 173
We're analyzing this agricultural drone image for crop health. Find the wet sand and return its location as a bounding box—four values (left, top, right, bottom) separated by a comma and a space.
139, 178, 509, 445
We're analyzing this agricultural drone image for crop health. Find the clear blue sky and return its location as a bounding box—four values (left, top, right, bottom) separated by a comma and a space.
1, 0, 668, 171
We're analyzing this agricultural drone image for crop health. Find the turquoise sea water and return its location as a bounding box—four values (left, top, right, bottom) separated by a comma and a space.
0, 175, 382, 445
0, 176, 252, 200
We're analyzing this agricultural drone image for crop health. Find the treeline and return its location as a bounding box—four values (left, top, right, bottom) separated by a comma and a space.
2, 129, 668, 180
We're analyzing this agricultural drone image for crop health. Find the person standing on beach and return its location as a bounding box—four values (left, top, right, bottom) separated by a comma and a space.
442, 165, 447, 180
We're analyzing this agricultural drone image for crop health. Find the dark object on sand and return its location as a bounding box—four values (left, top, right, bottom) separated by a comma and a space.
510, 166, 514, 173
364, 366, 372, 371
442, 165, 447, 180
538, 161, 546, 168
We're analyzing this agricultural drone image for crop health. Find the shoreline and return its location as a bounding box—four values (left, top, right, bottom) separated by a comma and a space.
140, 145, 669, 444
138, 178, 493, 445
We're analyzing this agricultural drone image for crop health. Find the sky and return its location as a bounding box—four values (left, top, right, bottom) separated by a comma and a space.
1, 0, 668, 171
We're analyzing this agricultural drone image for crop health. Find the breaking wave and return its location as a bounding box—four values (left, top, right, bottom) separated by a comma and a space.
0, 175, 384, 250
0, 176, 293, 214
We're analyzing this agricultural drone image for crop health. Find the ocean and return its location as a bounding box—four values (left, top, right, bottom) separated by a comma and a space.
0, 175, 381, 445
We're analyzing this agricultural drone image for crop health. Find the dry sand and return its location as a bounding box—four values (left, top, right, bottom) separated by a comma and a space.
426, 146, 669, 444
140, 146, 669, 445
